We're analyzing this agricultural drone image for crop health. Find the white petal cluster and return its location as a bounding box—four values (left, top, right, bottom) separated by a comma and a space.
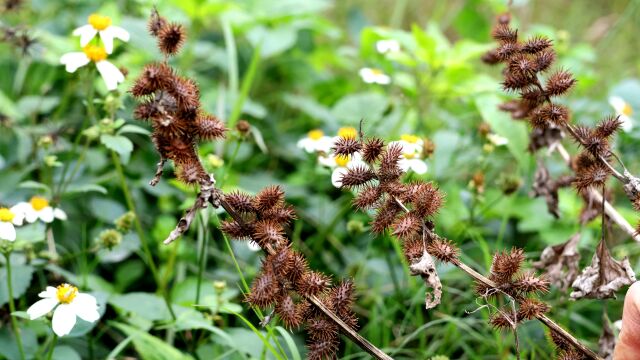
27, 284, 100, 337
609, 96, 634, 132
359, 67, 391, 85
390, 134, 428, 175
0, 197, 66, 242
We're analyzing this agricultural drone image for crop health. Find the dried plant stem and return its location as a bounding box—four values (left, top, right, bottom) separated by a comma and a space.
450, 258, 602, 360
215, 196, 394, 360
553, 143, 640, 242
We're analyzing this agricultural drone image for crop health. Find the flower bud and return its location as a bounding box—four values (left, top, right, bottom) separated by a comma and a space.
346, 219, 365, 235
114, 211, 136, 233
38, 135, 54, 148
97, 229, 123, 250
236, 120, 251, 136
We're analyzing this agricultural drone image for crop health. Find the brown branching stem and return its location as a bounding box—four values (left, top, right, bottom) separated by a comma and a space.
553, 143, 640, 242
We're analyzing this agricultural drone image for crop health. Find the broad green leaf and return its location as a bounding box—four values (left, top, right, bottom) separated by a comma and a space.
0, 264, 34, 307
331, 92, 389, 125
112, 322, 193, 360
100, 134, 134, 164
0, 90, 19, 118
117, 124, 150, 136
65, 183, 107, 195
52, 346, 82, 360
17, 180, 50, 193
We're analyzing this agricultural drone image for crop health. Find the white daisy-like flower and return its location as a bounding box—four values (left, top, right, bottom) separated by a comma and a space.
0, 206, 25, 242
609, 96, 634, 132
376, 39, 400, 54
319, 153, 368, 188
297, 129, 334, 154
73, 14, 129, 54
487, 133, 508, 146
391, 134, 428, 175
60, 45, 125, 91
27, 284, 100, 337
359, 67, 391, 85
13, 196, 67, 224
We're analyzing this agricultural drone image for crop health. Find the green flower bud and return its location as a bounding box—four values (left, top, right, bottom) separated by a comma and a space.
97, 229, 123, 250
347, 219, 365, 235
114, 211, 136, 233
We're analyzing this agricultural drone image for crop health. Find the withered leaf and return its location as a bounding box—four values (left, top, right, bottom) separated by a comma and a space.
409, 250, 442, 309
598, 312, 615, 360
528, 126, 564, 153
531, 161, 573, 218
570, 240, 636, 300
533, 232, 581, 290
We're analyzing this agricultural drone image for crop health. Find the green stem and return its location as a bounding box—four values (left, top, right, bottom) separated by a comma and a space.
5, 253, 26, 360
195, 212, 209, 304
227, 45, 261, 130
110, 151, 176, 321
46, 335, 58, 360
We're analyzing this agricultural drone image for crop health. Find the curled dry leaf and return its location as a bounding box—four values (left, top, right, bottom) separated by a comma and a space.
531, 161, 573, 218
570, 240, 636, 300
598, 312, 615, 360
533, 233, 581, 290
409, 250, 442, 309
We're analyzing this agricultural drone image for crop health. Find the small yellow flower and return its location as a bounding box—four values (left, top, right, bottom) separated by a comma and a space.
13, 197, 67, 224
337, 127, 358, 139
297, 129, 334, 153
0, 206, 24, 242
56, 284, 78, 304
73, 13, 129, 54
60, 44, 125, 91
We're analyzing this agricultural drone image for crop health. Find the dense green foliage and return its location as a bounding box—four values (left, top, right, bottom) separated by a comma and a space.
1, 0, 639, 359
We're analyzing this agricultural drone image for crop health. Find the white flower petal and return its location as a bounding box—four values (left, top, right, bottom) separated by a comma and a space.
53, 208, 67, 221
398, 158, 410, 173
99, 29, 115, 54
609, 96, 626, 112
247, 241, 261, 252
331, 167, 348, 188
71, 293, 100, 322
620, 114, 633, 132
0, 221, 16, 241
60, 52, 90, 73
27, 298, 58, 320
39, 286, 58, 298
38, 207, 54, 223
10, 206, 24, 226
315, 136, 335, 153
52, 304, 76, 337
96, 60, 125, 91
409, 159, 428, 174
376, 39, 400, 54
72, 25, 98, 47
297, 138, 316, 153
318, 155, 337, 168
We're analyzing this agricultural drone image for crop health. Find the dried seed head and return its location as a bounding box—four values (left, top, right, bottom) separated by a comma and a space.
490, 312, 515, 331
594, 115, 623, 140
224, 191, 255, 213
545, 70, 576, 97
333, 137, 362, 157
402, 235, 424, 263
265, 246, 295, 277
253, 220, 285, 247
253, 185, 285, 212
515, 272, 550, 294
427, 238, 460, 263
391, 212, 421, 240
522, 36, 552, 54
412, 183, 445, 218
157, 22, 186, 56
246, 270, 279, 308
481, 49, 501, 65
168, 76, 200, 112
275, 295, 302, 329
496, 42, 521, 61
574, 160, 611, 193
530, 103, 569, 129
502, 71, 534, 91
195, 113, 226, 140
491, 247, 525, 283
340, 165, 376, 189
148, 8, 168, 37
517, 298, 550, 320
371, 199, 402, 233
492, 24, 518, 43
534, 50, 556, 72
262, 205, 297, 225
220, 219, 253, 240
287, 251, 309, 283
296, 271, 331, 297
175, 158, 207, 184
362, 137, 385, 163
353, 185, 382, 210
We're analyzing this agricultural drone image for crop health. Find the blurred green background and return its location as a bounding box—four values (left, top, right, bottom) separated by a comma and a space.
1, 0, 639, 359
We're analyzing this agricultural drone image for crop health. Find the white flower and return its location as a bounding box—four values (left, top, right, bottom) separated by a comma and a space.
60, 45, 125, 91
0, 206, 25, 242
319, 153, 368, 188
297, 129, 334, 154
247, 241, 261, 252
609, 96, 634, 132
398, 156, 428, 175
487, 133, 508, 146
72, 14, 129, 54
13, 196, 67, 224
27, 284, 100, 337
376, 39, 400, 54
359, 67, 391, 85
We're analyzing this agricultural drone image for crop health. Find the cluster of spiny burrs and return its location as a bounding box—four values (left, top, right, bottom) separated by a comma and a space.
220, 186, 358, 360
131, 9, 226, 187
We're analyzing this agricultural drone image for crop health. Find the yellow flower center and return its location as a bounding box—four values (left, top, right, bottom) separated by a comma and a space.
83, 45, 107, 62
338, 127, 357, 139
335, 155, 350, 167
30, 196, 49, 211
88, 14, 112, 31
403, 152, 416, 159
622, 103, 633, 116
56, 284, 78, 304
0, 208, 15, 222
370, 68, 384, 76
308, 129, 324, 140
400, 134, 420, 144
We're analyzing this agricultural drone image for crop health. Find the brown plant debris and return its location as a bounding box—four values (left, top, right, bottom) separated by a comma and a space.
598, 312, 615, 360
531, 161, 573, 218
409, 250, 442, 309
533, 233, 581, 290
570, 239, 636, 300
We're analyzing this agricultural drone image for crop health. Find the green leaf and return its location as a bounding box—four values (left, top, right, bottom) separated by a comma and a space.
0, 264, 34, 307
0, 90, 19, 119
111, 322, 193, 360
275, 326, 302, 360
331, 92, 389, 125
246, 25, 297, 58
282, 93, 338, 125
100, 134, 134, 164
52, 346, 82, 360
65, 183, 107, 195
117, 124, 150, 136
18, 180, 51, 193
15, 223, 46, 243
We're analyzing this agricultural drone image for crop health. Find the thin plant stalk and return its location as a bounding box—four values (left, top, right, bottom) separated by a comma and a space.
4, 252, 26, 360
46, 335, 58, 360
